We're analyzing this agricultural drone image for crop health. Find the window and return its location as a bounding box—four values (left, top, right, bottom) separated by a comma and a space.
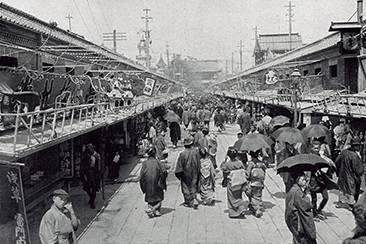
42, 62, 54, 73
315, 68, 321, 75
0, 56, 18, 67
303, 70, 308, 76
329, 65, 337, 78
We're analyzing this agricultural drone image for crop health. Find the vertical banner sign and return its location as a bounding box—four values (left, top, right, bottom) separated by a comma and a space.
0, 163, 30, 244
143, 77, 156, 96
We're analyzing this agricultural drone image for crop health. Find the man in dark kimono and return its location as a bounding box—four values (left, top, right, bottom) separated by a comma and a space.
285, 173, 317, 244
335, 138, 364, 209
214, 108, 225, 132
277, 142, 300, 193
140, 147, 167, 218
80, 143, 102, 209
155, 130, 167, 160
237, 107, 251, 135
175, 135, 200, 209
169, 121, 181, 149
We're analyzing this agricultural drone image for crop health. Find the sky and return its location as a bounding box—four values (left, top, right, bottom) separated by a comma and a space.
0, 0, 359, 70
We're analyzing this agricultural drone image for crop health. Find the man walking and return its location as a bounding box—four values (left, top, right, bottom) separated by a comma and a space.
335, 138, 364, 210
80, 143, 102, 209
175, 135, 201, 209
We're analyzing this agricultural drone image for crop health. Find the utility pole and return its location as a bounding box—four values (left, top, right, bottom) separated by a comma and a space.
103, 30, 127, 53
254, 26, 258, 40
141, 8, 152, 68
238, 40, 243, 71
225, 60, 228, 76
166, 42, 170, 77
66, 14, 72, 31
285, 1, 295, 51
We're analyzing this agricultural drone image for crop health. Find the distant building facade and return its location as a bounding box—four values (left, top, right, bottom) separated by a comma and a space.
253, 33, 303, 65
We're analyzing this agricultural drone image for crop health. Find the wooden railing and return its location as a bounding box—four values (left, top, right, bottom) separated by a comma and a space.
0, 93, 182, 156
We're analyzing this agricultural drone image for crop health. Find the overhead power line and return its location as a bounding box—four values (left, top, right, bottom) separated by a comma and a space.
72, 0, 95, 43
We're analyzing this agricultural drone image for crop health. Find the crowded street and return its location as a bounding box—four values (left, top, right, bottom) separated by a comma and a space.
2, 1, 366, 244
75, 119, 358, 244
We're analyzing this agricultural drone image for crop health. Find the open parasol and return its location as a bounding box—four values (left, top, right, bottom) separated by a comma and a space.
164, 111, 180, 122
239, 133, 271, 152
276, 154, 333, 173
276, 127, 304, 144
270, 115, 290, 127
271, 126, 291, 139
301, 124, 332, 145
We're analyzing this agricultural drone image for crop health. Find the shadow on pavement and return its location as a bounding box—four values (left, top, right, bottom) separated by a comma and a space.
273, 191, 286, 199
263, 200, 276, 210
160, 207, 175, 215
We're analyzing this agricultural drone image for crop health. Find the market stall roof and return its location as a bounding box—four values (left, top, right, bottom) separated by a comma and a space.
329, 21, 361, 31
0, 2, 185, 87
209, 32, 339, 88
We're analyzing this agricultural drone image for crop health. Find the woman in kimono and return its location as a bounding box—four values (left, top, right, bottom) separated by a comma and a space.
198, 147, 216, 205
221, 147, 247, 218
139, 147, 168, 218
285, 172, 317, 244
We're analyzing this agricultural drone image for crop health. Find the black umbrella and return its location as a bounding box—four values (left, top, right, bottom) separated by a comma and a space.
277, 154, 333, 174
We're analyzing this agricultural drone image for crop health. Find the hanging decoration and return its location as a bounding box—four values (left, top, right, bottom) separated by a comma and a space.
265, 70, 278, 85
143, 77, 156, 96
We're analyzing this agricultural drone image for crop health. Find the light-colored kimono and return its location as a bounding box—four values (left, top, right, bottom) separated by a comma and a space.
39, 204, 77, 244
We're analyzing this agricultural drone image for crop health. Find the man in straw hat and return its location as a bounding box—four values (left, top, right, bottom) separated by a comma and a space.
39, 189, 80, 244
175, 135, 200, 209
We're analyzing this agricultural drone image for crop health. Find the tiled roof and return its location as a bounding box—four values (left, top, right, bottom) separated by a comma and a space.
258, 33, 303, 53
0, 3, 184, 86
211, 32, 340, 86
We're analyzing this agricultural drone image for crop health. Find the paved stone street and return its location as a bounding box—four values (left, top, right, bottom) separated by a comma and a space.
77, 122, 356, 244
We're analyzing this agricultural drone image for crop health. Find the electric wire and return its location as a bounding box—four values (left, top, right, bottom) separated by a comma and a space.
85, 0, 103, 41
97, 0, 112, 31
72, 0, 95, 43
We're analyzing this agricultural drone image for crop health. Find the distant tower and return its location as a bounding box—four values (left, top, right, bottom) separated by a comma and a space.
136, 8, 152, 68
156, 54, 166, 74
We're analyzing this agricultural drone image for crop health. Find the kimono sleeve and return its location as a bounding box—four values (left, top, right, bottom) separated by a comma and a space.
352, 154, 364, 177
175, 152, 184, 179
39, 212, 58, 244
293, 191, 316, 240
139, 162, 147, 193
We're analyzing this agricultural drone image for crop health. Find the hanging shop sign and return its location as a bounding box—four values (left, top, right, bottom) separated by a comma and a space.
143, 77, 156, 96
265, 70, 278, 85
0, 163, 30, 244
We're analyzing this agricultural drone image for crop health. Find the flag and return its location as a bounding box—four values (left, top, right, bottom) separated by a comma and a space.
143, 77, 156, 96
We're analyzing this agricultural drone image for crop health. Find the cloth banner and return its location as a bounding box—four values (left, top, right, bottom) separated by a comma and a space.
143, 77, 156, 96
0, 163, 30, 244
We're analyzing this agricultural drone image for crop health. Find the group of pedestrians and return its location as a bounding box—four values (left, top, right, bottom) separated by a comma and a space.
139, 94, 366, 243
37, 93, 366, 244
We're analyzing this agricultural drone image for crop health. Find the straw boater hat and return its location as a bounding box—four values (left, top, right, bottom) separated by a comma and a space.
183, 135, 194, 146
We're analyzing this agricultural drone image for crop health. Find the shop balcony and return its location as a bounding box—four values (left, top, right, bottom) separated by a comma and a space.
0, 93, 182, 160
